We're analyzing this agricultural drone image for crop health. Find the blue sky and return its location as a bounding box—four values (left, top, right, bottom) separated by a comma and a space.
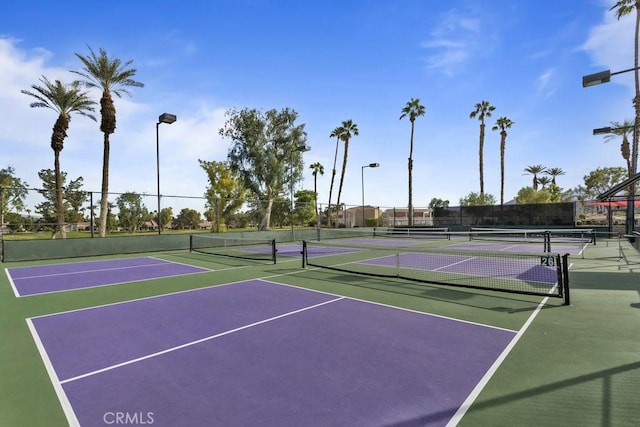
0, 0, 637, 215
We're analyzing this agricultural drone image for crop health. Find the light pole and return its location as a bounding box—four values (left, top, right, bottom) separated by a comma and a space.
361, 163, 379, 227
584, 65, 639, 235
156, 113, 176, 235
290, 143, 310, 239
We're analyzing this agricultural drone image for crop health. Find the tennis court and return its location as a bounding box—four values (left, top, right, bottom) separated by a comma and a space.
1, 229, 639, 426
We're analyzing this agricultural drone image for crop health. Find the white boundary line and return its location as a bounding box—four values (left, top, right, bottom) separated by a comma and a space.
446, 295, 551, 426
26, 318, 80, 427
5, 268, 20, 298
10, 257, 212, 298
259, 278, 518, 334
59, 296, 344, 385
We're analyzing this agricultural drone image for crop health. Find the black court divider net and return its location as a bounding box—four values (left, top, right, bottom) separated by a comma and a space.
469, 227, 595, 253
319, 227, 451, 241
189, 235, 277, 264
302, 240, 570, 305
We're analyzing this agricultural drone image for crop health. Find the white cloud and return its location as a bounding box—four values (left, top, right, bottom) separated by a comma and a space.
420, 9, 481, 76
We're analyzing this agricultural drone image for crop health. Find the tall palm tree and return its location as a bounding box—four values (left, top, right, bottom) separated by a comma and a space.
491, 117, 513, 206
545, 167, 566, 186
602, 120, 634, 178
470, 100, 496, 197
327, 125, 344, 226
310, 162, 324, 218
612, 1, 640, 183
21, 76, 96, 239
400, 98, 426, 226
335, 120, 359, 226
71, 46, 144, 237
524, 164, 546, 191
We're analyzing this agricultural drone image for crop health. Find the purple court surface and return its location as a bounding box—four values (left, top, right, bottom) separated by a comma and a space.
361, 252, 558, 284
28, 279, 516, 426
445, 240, 584, 255
6, 257, 210, 297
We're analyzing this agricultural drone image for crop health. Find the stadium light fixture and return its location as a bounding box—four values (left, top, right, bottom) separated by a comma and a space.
361, 163, 380, 227
290, 144, 310, 238
156, 113, 177, 235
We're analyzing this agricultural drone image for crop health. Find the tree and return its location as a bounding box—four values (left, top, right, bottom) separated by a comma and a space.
400, 98, 426, 226
220, 108, 307, 230
334, 119, 359, 227
199, 160, 246, 232
174, 208, 201, 230
491, 117, 514, 206
428, 197, 450, 218
309, 162, 324, 218
459, 192, 496, 206
574, 166, 628, 201
21, 76, 96, 238
327, 125, 344, 226
611, 1, 640, 186
0, 167, 28, 227
72, 46, 144, 237
293, 189, 317, 226
545, 167, 566, 186
515, 187, 553, 204
523, 165, 546, 190
64, 176, 87, 223
601, 120, 634, 177
116, 192, 147, 233
537, 176, 552, 189
470, 100, 496, 197
160, 207, 173, 230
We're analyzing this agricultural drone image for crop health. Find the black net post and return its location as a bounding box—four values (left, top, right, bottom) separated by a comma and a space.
562, 253, 570, 305
302, 240, 308, 268
270, 239, 277, 264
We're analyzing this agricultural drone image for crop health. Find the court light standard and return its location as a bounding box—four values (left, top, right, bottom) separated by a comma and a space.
156, 113, 177, 235
361, 163, 380, 227
290, 143, 310, 239
584, 67, 640, 235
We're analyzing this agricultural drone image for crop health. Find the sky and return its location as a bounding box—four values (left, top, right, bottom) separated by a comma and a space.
0, 0, 637, 216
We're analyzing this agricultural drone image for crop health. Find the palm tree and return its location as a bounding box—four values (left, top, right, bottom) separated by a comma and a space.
400, 98, 426, 226
335, 120, 359, 226
21, 76, 96, 239
602, 120, 634, 178
611, 1, 640, 183
545, 167, 566, 186
71, 46, 144, 237
524, 164, 546, 191
470, 100, 496, 197
327, 125, 344, 226
310, 162, 324, 218
491, 116, 513, 206
537, 176, 552, 189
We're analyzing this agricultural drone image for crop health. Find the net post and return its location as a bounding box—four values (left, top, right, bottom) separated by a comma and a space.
545, 230, 551, 253
302, 240, 308, 268
189, 234, 193, 253
562, 253, 570, 305
270, 239, 277, 264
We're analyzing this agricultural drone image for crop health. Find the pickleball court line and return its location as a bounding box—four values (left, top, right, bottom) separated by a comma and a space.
57, 296, 345, 385
26, 318, 80, 427
11, 259, 213, 297
446, 293, 553, 426
259, 278, 518, 334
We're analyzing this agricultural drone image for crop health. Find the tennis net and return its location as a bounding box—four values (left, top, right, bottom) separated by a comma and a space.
189, 235, 277, 264
302, 239, 570, 304
469, 228, 595, 252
